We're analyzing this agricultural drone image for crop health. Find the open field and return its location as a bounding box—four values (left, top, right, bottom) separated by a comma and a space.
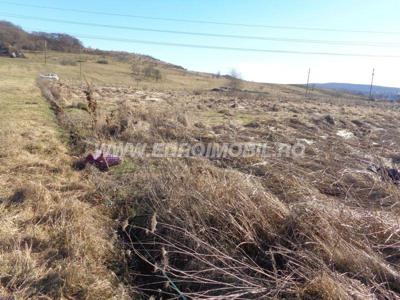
1, 52, 400, 299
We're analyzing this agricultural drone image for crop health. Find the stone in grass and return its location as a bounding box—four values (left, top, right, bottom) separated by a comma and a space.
244, 121, 261, 128
323, 115, 335, 125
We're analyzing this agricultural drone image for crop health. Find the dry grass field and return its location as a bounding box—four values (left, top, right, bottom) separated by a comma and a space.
0, 54, 132, 299
1, 51, 400, 299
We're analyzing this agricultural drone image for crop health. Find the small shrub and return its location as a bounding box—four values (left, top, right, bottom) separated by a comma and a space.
153, 69, 162, 82
59, 58, 77, 66
143, 66, 162, 81
76, 102, 88, 111
177, 113, 189, 127
97, 59, 109, 64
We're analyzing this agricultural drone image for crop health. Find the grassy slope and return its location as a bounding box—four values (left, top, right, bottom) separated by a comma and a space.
0, 57, 129, 299
16, 51, 223, 90
13, 51, 364, 96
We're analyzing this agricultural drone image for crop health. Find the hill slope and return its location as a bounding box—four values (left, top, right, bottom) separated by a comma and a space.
0, 21, 82, 52
0, 20, 185, 71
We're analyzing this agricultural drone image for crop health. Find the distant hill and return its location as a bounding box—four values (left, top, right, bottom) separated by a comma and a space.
0, 20, 185, 70
313, 82, 400, 100
0, 21, 82, 53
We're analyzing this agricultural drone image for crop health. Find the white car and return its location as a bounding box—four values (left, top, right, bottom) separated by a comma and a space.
40, 73, 59, 81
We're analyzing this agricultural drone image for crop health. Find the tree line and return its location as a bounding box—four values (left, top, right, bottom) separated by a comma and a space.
0, 21, 82, 53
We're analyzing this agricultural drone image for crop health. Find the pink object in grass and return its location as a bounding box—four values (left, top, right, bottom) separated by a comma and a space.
85, 151, 121, 171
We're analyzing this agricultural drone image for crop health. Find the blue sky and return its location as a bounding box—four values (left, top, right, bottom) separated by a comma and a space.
1, 0, 400, 86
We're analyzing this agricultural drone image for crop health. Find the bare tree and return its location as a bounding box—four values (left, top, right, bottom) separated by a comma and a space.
228, 69, 242, 90
131, 64, 142, 87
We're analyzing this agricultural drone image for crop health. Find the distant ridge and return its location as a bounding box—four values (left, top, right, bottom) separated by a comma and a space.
0, 20, 82, 52
0, 20, 185, 70
313, 82, 400, 100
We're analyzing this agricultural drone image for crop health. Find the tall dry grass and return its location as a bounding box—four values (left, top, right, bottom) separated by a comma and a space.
111, 159, 399, 299
42, 80, 400, 299
0, 79, 134, 299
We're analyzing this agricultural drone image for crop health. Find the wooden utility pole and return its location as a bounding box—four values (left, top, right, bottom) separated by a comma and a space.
79, 47, 83, 85
44, 40, 47, 65
305, 68, 311, 97
369, 68, 375, 100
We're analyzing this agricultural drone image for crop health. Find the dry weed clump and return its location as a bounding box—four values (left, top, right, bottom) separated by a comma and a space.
286, 201, 400, 292
84, 80, 98, 128
102, 103, 197, 144
118, 159, 294, 298
300, 272, 371, 300
99, 157, 399, 299
99, 100, 133, 138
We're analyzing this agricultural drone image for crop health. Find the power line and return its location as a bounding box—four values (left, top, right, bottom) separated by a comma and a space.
0, 1, 399, 35
27, 31, 400, 58
2, 12, 400, 48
